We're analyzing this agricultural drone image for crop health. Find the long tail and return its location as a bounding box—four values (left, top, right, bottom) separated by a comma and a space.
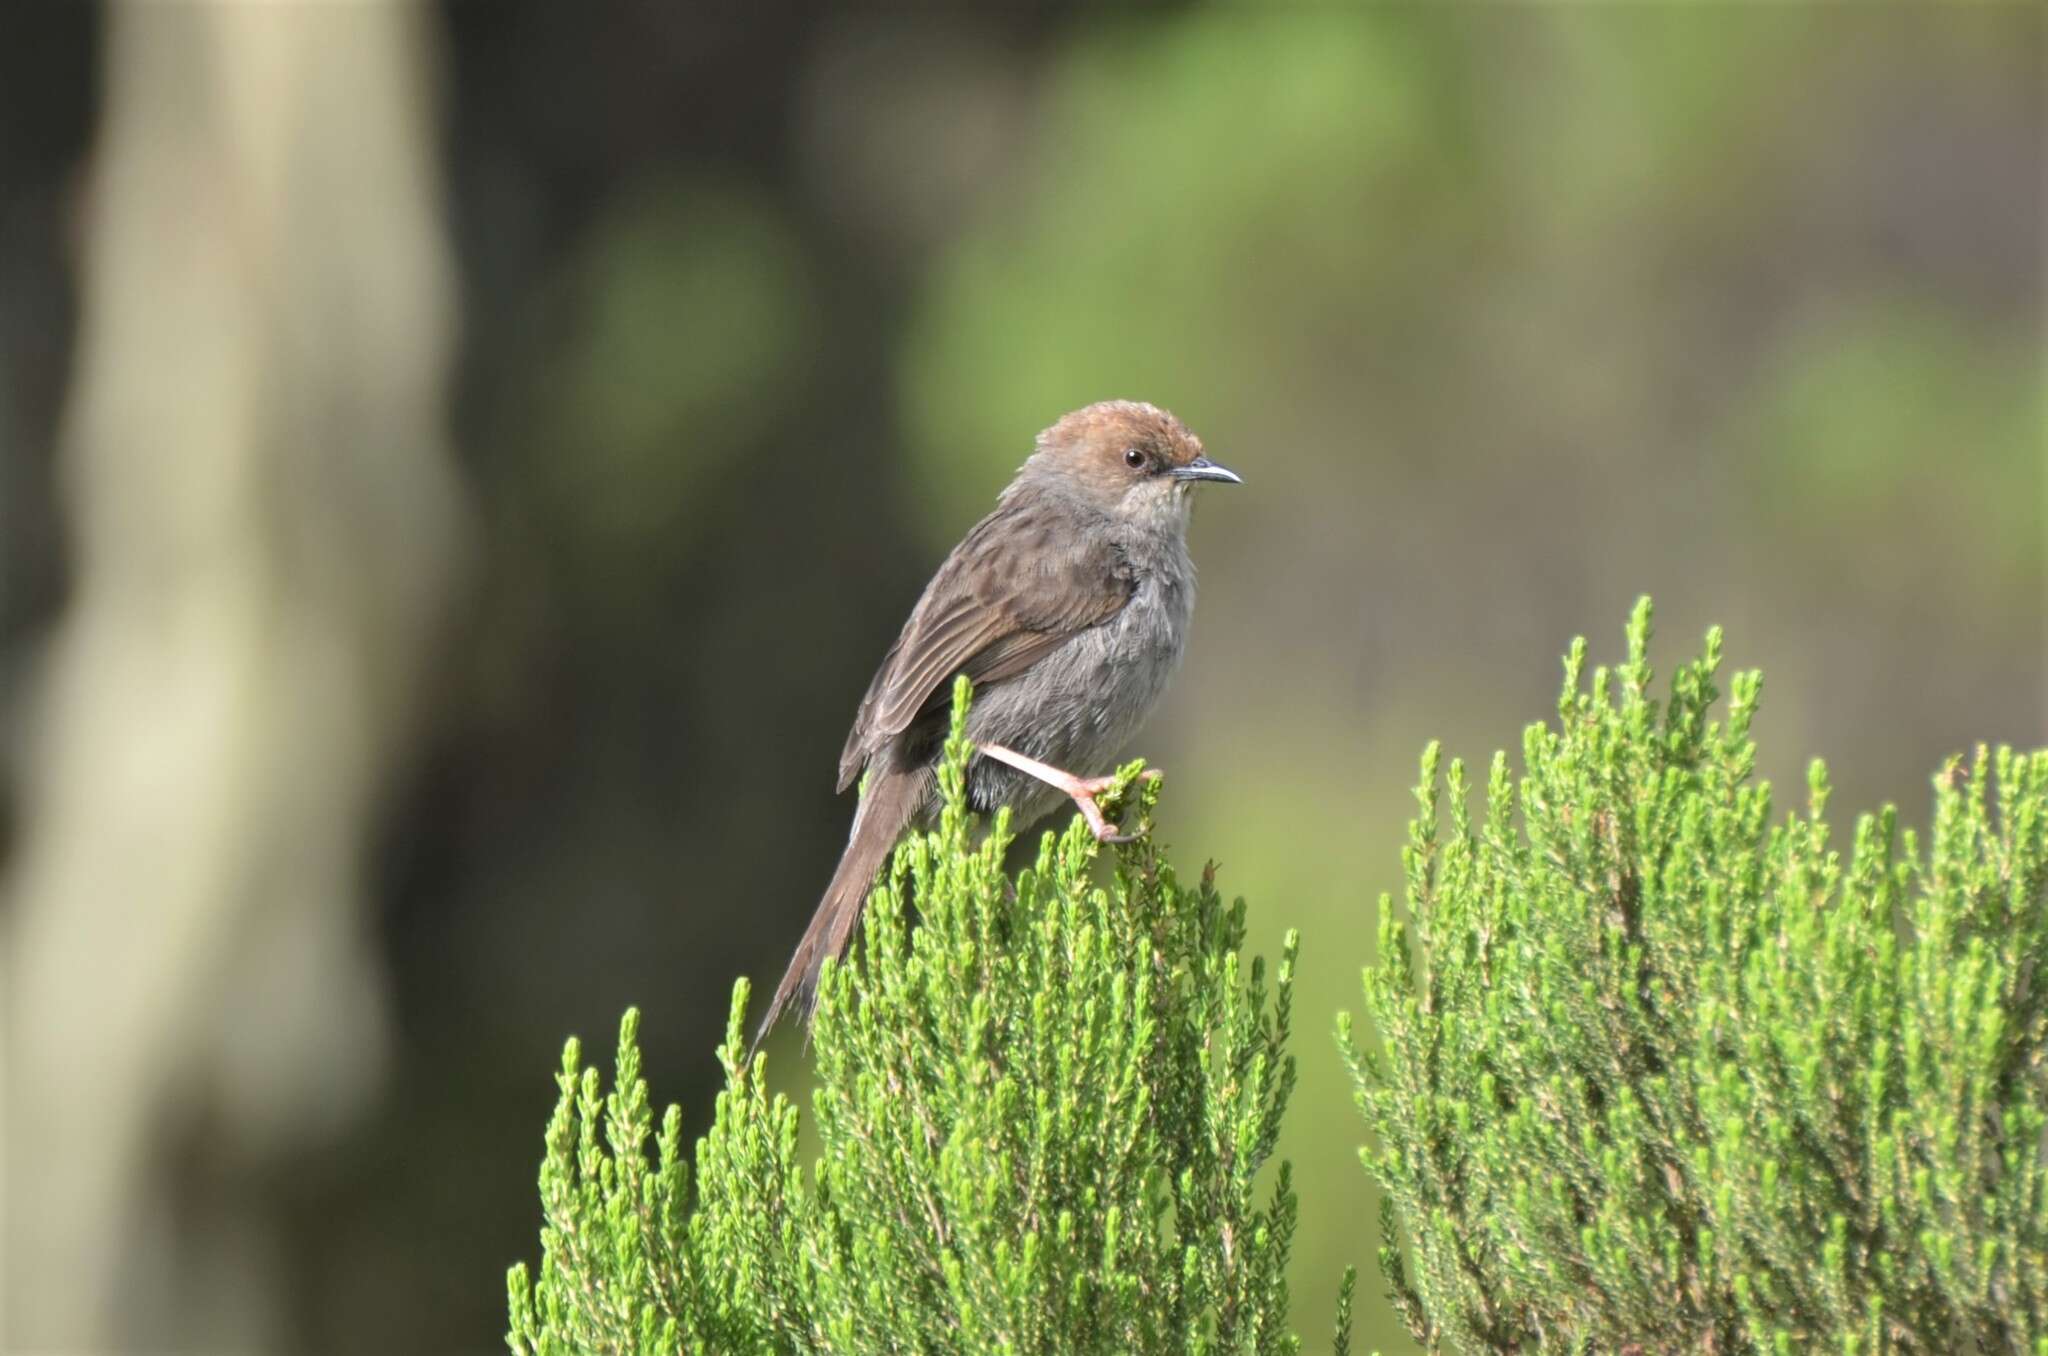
755, 767, 927, 1047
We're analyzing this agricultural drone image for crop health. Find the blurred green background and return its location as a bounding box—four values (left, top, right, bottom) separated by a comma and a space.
1, 4, 2040, 1352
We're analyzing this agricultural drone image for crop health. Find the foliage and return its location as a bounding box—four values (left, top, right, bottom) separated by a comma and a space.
1344, 599, 2048, 1354
508, 677, 1306, 1354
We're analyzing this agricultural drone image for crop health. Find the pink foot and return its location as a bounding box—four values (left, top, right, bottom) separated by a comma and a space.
977, 744, 1161, 842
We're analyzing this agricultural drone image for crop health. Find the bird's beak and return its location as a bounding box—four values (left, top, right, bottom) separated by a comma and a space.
1172, 455, 1243, 486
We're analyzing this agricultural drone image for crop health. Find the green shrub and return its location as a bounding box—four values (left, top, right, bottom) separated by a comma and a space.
1345, 599, 2048, 1354
507, 677, 1307, 1355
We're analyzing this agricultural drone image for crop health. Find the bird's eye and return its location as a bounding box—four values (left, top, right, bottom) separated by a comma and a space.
1123, 447, 1146, 470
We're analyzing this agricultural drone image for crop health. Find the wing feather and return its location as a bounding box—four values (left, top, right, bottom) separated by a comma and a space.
836, 501, 1134, 790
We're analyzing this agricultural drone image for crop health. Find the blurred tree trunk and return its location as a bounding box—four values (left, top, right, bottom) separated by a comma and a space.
2, 3, 464, 1348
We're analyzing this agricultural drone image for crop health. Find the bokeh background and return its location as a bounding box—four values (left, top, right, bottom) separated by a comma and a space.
1, 3, 2041, 1352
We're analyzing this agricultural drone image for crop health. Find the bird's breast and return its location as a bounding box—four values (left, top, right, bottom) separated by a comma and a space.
962, 550, 1195, 820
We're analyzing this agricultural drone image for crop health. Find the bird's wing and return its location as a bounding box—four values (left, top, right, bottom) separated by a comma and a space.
837, 502, 1136, 791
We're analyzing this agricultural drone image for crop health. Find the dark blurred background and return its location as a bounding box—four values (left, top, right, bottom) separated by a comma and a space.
1, 4, 2040, 1352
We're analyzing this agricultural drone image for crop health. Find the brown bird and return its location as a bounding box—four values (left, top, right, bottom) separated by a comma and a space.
758, 400, 1240, 1041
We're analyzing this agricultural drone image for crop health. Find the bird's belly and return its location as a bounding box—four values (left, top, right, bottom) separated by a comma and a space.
962, 581, 1190, 824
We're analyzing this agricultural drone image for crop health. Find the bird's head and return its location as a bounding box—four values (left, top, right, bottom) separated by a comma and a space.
1010, 400, 1240, 530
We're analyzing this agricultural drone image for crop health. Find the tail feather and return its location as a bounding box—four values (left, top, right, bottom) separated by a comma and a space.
754, 767, 927, 1047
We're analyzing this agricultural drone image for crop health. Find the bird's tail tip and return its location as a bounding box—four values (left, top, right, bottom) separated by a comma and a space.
751, 764, 924, 1054
749, 964, 816, 1054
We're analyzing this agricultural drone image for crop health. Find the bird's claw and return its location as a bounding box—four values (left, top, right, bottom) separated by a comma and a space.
1075, 766, 1161, 843
972, 743, 1160, 846
1073, 766, 1163, 798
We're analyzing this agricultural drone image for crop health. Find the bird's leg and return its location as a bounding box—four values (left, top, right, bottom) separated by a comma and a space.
975, 743, 1161, 843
